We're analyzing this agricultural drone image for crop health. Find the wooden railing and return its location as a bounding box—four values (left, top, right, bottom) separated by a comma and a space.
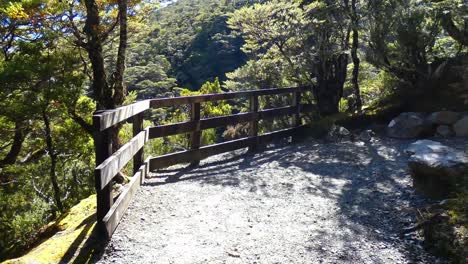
92, 86, 313, 238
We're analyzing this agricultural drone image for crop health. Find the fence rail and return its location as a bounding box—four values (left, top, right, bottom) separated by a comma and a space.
93, 86, 313, 238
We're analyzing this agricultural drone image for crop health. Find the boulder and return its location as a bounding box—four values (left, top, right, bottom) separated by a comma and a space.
405, 140, 468, 198
359, 130, 374, 142
387, 112, 432, 139
326, 125, 351, 142
435, 125, 455, 138
454, 116, 468, 137
426, 111, 460, 125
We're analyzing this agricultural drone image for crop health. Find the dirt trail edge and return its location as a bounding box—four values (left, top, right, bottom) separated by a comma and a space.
97, 137, 451, 264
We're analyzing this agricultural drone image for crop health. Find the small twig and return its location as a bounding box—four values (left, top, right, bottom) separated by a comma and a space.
0, 180, 18, 186
417, 208, 426, 220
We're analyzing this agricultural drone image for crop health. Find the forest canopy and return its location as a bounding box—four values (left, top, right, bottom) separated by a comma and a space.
0, 0, 467, 260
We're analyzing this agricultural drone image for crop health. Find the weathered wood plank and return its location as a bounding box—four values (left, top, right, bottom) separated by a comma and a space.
93, 128, 114, 235
190, 102, 201, 166
257, 126, 304, 145
141, 158, 151, 185
149, 137, 252, 170
150, 86, 309, 108
147, 105, 314, 139
249, 95, 259, 152
133, 113, 144, 175
149, 126, 303, 170
292, 91, 302, 127
93, 100, 150, 131
95, 129, 148, 190
102, 165, 144, 238
93, 87, 311, 131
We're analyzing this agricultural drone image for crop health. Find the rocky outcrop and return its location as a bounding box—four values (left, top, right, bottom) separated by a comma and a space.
436, 125, 455, 138
427, 111, 460, 125
454, 116, 468, 137
387, 112, 432, 139
405, 140, 468, 198
387, 111, 468, 139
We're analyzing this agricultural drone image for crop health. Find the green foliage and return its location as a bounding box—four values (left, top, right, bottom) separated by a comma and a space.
366, 0, 463, 82
146, 78, 232, 158
140, 0, 265, 90
1, 0, 468, 261
343, 62, 398, 109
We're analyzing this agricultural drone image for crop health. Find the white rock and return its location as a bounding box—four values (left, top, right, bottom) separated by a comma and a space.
406, 140, 468, 198
405, 140, 451, 155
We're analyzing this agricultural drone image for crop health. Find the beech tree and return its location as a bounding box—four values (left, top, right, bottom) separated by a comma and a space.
228, 0, 352, 115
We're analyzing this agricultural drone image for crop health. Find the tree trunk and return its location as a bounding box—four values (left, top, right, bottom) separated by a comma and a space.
42, 109, 63, 213
112, 0, 128, 107
83, 0, 129, 153
109, 0, 128, 153
313, 54, 349, 116
83, 0, 114, 110
440, 11, 468, 46
0, 121, 28, 168
350, 0, 362, 112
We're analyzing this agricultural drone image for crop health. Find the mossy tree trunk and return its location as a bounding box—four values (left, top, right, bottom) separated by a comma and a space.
313, 54, 349, 116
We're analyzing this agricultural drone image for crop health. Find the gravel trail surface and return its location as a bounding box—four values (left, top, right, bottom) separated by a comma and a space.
98, 137, 452, 264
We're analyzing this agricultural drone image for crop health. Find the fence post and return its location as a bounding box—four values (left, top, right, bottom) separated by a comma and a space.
249, 95, 259, 152
93, 113, 113, 237
190, 102, 201, 166
133, 113, 144, 176
292, 91, 302, 142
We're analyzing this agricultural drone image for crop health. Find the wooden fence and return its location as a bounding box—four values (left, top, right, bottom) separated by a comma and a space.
92, 86, 313, 238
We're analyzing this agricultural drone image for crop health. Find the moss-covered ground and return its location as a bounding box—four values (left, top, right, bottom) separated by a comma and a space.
2, 195, 105, 264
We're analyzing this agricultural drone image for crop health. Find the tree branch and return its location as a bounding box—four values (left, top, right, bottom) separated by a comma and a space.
68, 108, 94, 135
440, 11, 468, 46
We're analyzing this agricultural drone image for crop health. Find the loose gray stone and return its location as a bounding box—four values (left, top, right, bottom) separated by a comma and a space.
98, 138, 447, 264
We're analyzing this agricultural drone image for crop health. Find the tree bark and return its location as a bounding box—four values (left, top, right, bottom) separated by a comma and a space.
350, 0, 362, 112
440, 11, 468, 46
0, 121, 28, 168
83, 0, 114, 110
83, 0, 129, 153
109, 0, 128, 152
313, 54, 349, 116
112, 0, 128, 107
42, 109, 63, 213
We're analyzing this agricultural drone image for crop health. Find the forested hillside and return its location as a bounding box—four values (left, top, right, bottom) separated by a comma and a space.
1, 0, 467, 261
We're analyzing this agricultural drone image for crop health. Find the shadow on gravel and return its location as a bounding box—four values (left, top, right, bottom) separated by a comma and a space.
148, 138, 438, 262
284, 139, 433, 262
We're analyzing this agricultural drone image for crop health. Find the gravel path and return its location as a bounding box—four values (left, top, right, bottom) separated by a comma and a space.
97, 137, 453, 264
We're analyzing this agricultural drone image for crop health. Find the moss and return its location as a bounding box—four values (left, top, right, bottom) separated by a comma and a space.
2, 195, 98, 264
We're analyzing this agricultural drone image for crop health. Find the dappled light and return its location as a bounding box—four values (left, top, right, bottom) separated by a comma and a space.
98, 138, 446, 263
1, 0, 466, 262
